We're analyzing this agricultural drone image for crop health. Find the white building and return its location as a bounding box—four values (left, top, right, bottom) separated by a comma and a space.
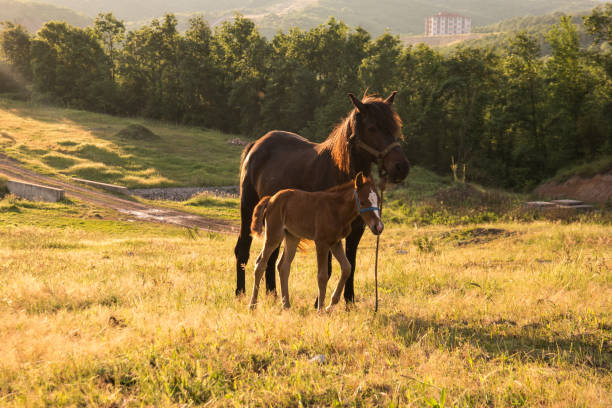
425, 12, 472, 36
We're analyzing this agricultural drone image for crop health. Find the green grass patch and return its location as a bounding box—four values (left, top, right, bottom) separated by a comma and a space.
41, 152, 79, 169
552, 155, 612, 183
140, 193, 241, 222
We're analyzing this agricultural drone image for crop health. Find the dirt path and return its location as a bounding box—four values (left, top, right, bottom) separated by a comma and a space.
0, 155, 238, 234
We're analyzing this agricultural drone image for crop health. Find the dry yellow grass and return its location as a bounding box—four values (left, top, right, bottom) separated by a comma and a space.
0, 195, 610, 406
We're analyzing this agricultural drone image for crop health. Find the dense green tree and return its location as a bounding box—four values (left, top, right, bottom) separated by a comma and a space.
545, 16, 603, 165
93, 12, 125, 81
213, 14, 270, 134
30, 21, 112, 110
179, 16, 225, 127
498, 32, 548, 186
0, 22, 31, 80
359, 32, 402, 95
583, 3, 612, 45
395, 44, 448, 171
119, 14, 183, 120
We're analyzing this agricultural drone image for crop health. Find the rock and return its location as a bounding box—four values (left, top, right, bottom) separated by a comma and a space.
309, 354, 325, 364
565, 204, 595, 212
228, 138, 249, 146
525, 201, 556, 208
550, 199, 584, 206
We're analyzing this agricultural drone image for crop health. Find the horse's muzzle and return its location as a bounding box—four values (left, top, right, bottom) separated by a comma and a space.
390, 160, 410, 183
369, 221, 384, 235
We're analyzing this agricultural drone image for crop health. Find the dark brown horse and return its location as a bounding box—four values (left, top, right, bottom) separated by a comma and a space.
249, 173, 383, 311
234, 92, 409, 304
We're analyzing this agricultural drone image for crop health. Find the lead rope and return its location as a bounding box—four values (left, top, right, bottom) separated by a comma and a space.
374, 176, 387, 314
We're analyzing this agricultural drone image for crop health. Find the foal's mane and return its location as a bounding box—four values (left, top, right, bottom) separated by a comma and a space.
324, 179, 355, 192
322, 95, 403, 175
324, 177, 374, 193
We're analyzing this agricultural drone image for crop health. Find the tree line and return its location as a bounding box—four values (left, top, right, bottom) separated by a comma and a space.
1, 5, 611, 190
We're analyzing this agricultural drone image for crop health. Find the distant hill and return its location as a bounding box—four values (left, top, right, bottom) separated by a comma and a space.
0, 0, 91, 33
454, 11, 594, 53
20, 0, 603, 37
254, 0, 603, 37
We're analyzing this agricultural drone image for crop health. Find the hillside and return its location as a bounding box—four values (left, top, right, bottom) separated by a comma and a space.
21, 0, 603, 37
455, 11, 593, 53
0, 98, 244, 188
0, 0, 91, 33
254, 0, 602, 37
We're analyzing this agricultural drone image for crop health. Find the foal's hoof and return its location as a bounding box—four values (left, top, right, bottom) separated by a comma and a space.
248, 303, 257, 311
325, 305, 335, 313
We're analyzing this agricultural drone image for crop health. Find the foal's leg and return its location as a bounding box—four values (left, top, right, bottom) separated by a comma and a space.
315, 243, 331, 312
249, 227, 283, 309
344, 219, 365, 303
327, 241, 352, 311
264, 248, 279, 296
313, 252, 333, 309
277, 233, 300, 309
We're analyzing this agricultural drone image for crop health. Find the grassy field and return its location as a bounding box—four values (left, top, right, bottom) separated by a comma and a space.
0, 98, 244, 188
1, 98, 610, 406
0, 193, 610, 406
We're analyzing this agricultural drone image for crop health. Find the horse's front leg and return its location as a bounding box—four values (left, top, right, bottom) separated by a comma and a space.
344, 218, 365, 303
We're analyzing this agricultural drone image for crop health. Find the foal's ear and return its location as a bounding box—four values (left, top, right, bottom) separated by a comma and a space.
354, 171, 365, 188
348, 93, 366, 113
385, 91, 397, 105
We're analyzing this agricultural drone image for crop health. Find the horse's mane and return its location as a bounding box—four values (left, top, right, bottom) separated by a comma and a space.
323, 95, 403, 175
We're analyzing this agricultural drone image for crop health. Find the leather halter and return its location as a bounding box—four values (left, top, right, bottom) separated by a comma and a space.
354, 140, 401, 163
350, 137, 401, 178
354, 189, 380, 214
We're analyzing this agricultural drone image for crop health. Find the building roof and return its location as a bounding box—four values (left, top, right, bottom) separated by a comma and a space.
431, 11, 470, 18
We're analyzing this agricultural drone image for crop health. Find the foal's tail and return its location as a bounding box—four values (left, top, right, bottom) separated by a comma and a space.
251, 196, 271, 236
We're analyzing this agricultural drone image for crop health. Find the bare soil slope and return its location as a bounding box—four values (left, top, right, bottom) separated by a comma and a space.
534, 171, 612, 203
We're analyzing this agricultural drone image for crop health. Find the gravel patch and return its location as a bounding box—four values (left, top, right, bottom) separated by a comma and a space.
130, 186, 239, 201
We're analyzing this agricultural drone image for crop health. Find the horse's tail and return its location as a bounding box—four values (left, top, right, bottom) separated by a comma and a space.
250, 196, 271, 237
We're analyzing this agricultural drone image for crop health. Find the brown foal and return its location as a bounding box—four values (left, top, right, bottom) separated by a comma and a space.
249, 172, 383, 311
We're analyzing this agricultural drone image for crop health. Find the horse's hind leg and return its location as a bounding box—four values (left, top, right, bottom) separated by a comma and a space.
327, 241, 352, 310
234, 179, 258, 296
315, 243, 331, 312
344, 219, 365, 303
264, 248, 279, 296
277, 233, 299, 309
313, 252, 333, 309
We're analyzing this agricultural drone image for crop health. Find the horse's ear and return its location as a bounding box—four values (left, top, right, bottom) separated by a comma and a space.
354, 171, 364, 188
385, 91, 397, 105
348, 93, 366, 113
